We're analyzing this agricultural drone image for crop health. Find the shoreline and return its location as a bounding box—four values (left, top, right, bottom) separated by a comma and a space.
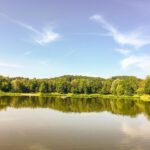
0, 92, 150, 101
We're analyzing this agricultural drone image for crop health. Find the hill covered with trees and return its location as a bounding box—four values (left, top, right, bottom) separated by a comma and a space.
0, 75, 150, 96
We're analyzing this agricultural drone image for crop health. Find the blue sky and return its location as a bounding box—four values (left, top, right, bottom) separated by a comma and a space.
0, 0, 150, 78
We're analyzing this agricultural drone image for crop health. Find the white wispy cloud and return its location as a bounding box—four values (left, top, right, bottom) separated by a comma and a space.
115, 48, 131, 55
121, 55, 150, 70
15, 21, 39, 33
0, 62, 21, 68
34, 27, 60, 45
73, 32, 108, 36
90, 14, 150, 48
0, 12, 60, 45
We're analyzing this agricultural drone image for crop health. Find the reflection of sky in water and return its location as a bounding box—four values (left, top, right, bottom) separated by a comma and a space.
0, 108, 150, 150
121, 115, 150, 150
122, 115, 150, 138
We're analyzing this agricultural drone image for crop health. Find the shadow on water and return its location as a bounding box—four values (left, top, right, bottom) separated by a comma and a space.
0, 96, 150, 119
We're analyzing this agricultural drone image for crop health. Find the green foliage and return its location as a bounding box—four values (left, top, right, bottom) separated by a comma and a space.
137, 80, 145, 95
39, 82, 48, 93
111, 79, 121, 95
111, 77, 139, 96
55, 78, 70, 93
144, 76, 150, 94
0, 75, 149, 96
116, 84, 124, 96
101, 80, 112, 94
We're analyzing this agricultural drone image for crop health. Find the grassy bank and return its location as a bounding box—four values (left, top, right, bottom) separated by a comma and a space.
1, 91, 150, 101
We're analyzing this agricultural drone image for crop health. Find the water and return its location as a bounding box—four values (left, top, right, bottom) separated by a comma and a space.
0, 96, 150, 150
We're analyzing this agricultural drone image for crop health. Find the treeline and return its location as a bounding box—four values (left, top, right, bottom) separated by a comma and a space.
0, 75, 150, 96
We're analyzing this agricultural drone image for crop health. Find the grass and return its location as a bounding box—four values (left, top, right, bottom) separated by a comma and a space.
138, 95, 150, 101
0, 91, 40, 96
0, 91, 150, 101
0, 91, 22, 96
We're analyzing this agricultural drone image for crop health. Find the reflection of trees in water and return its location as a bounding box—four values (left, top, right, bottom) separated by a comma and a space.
0, 96, 150, 119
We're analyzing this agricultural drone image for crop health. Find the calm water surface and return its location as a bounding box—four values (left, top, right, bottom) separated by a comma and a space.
0, 96, 150, 150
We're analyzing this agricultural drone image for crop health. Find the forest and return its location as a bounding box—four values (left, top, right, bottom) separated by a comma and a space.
0, 75, 150, 96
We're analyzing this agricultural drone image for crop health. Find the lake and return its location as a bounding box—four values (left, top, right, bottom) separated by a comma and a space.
0, 96, 150, 150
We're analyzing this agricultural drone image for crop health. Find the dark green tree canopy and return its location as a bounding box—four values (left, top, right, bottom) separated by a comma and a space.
0, 75, 149, 96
